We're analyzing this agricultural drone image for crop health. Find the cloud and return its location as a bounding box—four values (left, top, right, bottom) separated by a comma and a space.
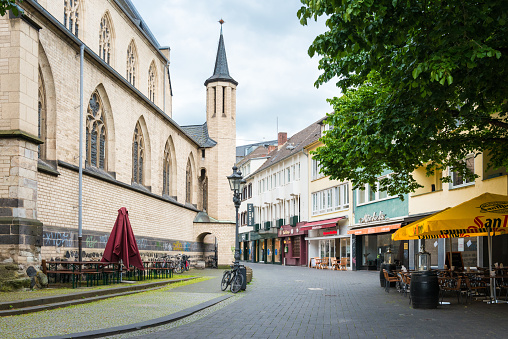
131, 0, 339, 146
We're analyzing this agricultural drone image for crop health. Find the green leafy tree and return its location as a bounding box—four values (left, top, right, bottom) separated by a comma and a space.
298, 0, 508, 196
0, 0, 19, 16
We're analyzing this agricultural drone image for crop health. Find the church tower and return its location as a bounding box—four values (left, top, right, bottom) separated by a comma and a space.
205, 23, 238, 221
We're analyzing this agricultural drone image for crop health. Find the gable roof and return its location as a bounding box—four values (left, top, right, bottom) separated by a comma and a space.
249, 117, 326, 177
180, 122, 217, 148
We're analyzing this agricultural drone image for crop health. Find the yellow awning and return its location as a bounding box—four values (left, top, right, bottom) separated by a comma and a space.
392, 193, 508, 241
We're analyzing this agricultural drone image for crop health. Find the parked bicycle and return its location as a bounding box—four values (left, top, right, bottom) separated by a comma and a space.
221, 262, 244, 293
206, 255, 218, 269
181, 254, 190, 271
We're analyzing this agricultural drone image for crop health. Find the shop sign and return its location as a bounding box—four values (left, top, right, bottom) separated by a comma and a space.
280, 229, 292, 236
247, 203, 254, 226
323, 230, 337, 236
279, 225, 306, 237
359, 211, 388, 224
347, 223, 401, 235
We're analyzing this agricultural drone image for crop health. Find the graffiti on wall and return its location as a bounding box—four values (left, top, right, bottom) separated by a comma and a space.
43, 231, 74, 247
42, 227, 214, 253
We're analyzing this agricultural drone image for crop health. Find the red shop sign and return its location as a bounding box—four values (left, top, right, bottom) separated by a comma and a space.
323, 230, 337, 236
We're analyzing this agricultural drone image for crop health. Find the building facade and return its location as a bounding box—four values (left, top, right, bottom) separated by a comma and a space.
304, 122, 353, 269
0, 0, 238, 279
407, 153, 508, 269
238, 120, 322, 266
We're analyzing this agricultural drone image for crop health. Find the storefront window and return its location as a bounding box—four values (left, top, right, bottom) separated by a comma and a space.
340, 238, 350, 259
274, 239, 281, 263
423, 239, 439, 267
450, 237, 477, 268
267, 239, 273, 263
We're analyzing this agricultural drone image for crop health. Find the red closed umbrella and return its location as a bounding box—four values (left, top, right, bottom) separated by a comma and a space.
101, 207, 144, 270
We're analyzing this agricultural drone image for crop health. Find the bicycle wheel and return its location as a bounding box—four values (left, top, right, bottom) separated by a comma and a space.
174, 262, 183, 274
230, 272, 243, 293
221, 271, 231, 291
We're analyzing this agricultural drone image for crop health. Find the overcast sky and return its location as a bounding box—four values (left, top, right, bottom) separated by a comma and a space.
131, 0, 338, 146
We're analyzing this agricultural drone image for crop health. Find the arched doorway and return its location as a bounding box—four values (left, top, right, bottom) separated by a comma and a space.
196, 232, 217, 268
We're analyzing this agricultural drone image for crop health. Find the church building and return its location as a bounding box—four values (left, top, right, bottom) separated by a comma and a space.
0, 0, 238, 277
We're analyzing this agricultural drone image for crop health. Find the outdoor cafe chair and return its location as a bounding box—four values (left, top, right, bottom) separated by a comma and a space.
339, 257, 348, 271
465, 274, 489, 300
439, 276, 463, 304
330, 258, 339, 270
383, 269, 399, 293
397, 272, 410, 297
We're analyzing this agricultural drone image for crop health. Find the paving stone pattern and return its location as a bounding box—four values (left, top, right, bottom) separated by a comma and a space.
133, 264, 508, 339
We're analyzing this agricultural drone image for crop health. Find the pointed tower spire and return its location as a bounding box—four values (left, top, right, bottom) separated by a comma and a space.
204, 20, 238, 86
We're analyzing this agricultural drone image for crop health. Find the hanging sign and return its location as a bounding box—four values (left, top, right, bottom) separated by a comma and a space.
247, 203, 254, 226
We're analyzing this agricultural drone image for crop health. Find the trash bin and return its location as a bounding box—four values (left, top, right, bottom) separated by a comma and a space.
239, 266, 247, 290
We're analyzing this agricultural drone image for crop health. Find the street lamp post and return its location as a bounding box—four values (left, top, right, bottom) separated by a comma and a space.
227, 166, 245, 264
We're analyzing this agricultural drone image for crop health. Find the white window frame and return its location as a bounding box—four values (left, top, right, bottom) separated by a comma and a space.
311, 183, 349, 216
311, 158, 325, 181
356, 176, 395, 206
450, 155, 475, 188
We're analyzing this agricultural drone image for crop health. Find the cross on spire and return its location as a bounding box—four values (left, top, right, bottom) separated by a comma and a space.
219, 18, 224, 33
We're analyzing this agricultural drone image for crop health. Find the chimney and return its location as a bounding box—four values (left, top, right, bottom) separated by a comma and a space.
278, 132, 287, 149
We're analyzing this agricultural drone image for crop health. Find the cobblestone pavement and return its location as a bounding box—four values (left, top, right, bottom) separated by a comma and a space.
128, 263, 508, 339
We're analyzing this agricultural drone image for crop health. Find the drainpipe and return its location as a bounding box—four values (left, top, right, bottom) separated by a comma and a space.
78, 43, 84, 262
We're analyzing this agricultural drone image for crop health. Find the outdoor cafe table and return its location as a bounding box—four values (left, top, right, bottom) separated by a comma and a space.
45, 261, 121, 288
126, 261, 173, 281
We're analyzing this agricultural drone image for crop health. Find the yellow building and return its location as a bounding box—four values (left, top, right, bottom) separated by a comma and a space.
304, 121, 353, 269
409, 153, 508, 268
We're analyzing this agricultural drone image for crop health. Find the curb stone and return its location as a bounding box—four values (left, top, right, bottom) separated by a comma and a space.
35, 294, 232, 339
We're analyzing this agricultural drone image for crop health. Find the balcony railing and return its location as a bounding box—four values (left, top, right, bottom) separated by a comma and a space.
264, 221, 272, 230
276, 218, 284, 228
290, 215, 299, 227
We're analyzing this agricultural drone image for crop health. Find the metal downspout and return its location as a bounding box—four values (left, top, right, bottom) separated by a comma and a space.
78, 43, 84, 262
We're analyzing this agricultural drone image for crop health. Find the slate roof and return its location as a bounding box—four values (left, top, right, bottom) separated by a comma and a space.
115, 0, 161, 49
236, 145, 273, 168
249, 117, 326, 177
204, 28, 238, 86
180, 122, 217, 148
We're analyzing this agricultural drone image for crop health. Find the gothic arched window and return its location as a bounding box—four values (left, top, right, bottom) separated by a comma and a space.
99, 14, 112, 64
126, 40, 137, 86
148, 62, 156, 102
64, 0, 80, 37
132, 122, 144, 184
162, 141, 172, 196
86, 91, 107, 169
186, 159, 192, 203
38, 68, 47, 159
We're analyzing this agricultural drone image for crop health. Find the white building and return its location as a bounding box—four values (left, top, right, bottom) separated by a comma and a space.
237, 120, 323, 265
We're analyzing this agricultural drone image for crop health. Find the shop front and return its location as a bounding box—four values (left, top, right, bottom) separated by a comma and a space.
249, 230, 281, 264
240, 233, 250, 262
278, 224, 308, 266
305, 217, 351, 269
349, 222, 409, 270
